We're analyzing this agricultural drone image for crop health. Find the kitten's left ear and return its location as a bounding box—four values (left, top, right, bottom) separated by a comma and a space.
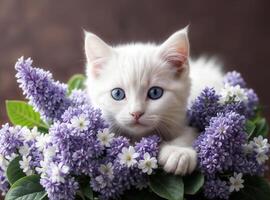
159, 27, 190, 73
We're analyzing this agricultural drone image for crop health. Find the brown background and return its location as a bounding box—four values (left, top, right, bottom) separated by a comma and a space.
0, 0, 269, 195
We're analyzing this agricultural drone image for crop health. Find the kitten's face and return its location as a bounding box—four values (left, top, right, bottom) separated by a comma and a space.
85, 29, 190, 138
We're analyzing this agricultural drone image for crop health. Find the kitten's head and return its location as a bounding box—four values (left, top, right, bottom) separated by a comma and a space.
85, 28, 191, 138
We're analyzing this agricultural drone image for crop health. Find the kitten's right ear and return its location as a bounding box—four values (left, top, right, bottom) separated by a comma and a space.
84, 31, 113, 77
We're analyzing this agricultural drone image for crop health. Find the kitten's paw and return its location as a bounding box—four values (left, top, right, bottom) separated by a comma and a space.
158, 145, 197, 175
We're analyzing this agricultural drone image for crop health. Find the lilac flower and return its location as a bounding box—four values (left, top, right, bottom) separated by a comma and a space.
245, 89, 259, 118
194, 111, 247, 174
135, 135, 160, 158
188, 87, 222, 130
204, 178, 230, 199
69, 89, 90, 107
0, 124, 23, 157
15, 57, 71, 121
40, 164, 79, 200
0, 168, 9, 196
224, 71, 247, 88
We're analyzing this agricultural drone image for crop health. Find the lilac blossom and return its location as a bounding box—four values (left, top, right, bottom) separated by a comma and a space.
224, 71, 247, 88
194, 111, 247, 174
15, 57, 71, 121
203, 178, 230, 200
188, 87, 222, 130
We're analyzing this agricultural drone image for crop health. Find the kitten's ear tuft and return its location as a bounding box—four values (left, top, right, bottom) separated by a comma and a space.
84, 31, 113, 77
159, 27, 190, 73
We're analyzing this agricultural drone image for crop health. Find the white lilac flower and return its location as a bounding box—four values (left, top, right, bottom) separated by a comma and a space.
99, 162, 114, 180
22, 127, 41, 141
19, 156, 34, 176
251, 136, 270, 154
220, 84, 248, 104
36, 160, 49, 176
138, 152, 158, 175
6, 153, 19, 162
70, 114, 90, 131
0, 154, 8, 170
18, 144, 30, 157
229, 173, 244, 192
118, 146, 139, 167
243, 142, 254, 154
256, 152, 269, 164
36, 134, 51, 151
50, 163, 70, 183
97, 128, 115, 147
43, 146, 57, 163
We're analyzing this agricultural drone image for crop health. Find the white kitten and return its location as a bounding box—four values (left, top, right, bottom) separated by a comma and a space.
84, 27, 223, 175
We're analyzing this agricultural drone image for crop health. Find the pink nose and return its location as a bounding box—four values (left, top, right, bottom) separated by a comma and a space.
130, 112, 144, 120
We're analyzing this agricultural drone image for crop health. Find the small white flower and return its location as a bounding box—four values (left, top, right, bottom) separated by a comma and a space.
19, 156, 34, 176
98, 162, 114, 179
138, 153, 158, 175
22, 127, 40, 141
243, 142, 254, 154
70, 114, 90, 131
43, 146, 57, 163
95, 175, 107, 189
252, 136, 270, 154
35, 160, 49, 176
50, 163, 69, 183
97, 129, 115, 147
220, 84, 248, 104
6, 153, 19, 162
229, 172, 244, 192
256, 152, 269, 164
19, 144, 30, 157
0, 154, 8, 170
118, 146, 139, 167
36, 134, 51, 151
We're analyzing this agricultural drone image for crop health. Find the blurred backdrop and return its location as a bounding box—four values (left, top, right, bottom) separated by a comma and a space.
0, 0, 269, 180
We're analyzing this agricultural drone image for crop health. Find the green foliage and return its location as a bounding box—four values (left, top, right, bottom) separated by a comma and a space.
183, 171, 204, 195
67, 74, 86, 94
150, 171, 184, 200
122, 188, 164, 200
81, 183, 94, 200
254, 118, 269, 138
245, 120, 256, 138
248, 117, 269, 139
6, 100, 48, 129
5, 175, 47, 200
6, 156, 26, 185
230, 176, 270, 200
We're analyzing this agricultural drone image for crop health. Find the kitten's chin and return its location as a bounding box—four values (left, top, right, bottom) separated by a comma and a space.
118, 123, 155, 138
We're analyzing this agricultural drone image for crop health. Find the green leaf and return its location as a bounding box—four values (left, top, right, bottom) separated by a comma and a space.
150, 172, 184, 200
67, 74, 86, 94
245, 120, 256, 138
183, 171, 204, 195
253, 118, 269, 138
81, 183, 94, 200
122, 188, 165, 200
230, 176, 270, 200
6, 100, 48, 129
6, 156, 26, 185
5, 175, 46, 200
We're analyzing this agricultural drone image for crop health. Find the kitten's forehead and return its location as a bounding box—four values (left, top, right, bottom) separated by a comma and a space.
110, 43, 169, 86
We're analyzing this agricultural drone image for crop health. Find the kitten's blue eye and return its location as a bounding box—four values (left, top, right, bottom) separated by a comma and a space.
147, 86, 163, 100
111, 88, 125, 101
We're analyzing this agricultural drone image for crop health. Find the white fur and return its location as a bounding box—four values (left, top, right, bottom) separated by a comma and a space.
84, 28, 224, 175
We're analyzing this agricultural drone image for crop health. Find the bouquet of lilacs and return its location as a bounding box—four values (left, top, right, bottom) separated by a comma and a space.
0, 57, 269, 200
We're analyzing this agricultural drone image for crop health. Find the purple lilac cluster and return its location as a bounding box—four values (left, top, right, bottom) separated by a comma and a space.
0, 57, 161, 199
191, 72, 266, 199
15, 57, 72, 121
